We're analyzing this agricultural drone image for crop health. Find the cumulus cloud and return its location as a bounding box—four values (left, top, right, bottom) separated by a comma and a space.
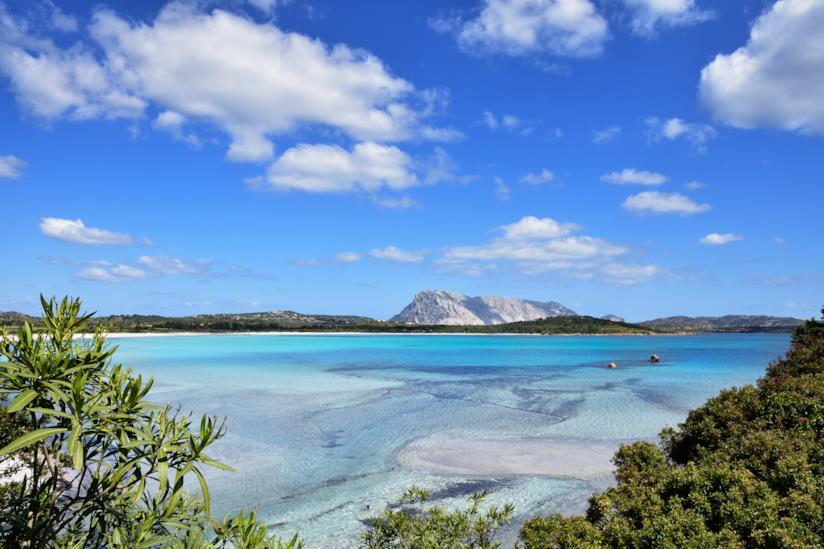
684, 180, 706, 190
439, 215, 658, 284
0, 3, 450, 163
0, 155, 27, 179
646, 117, 717, 152
334, 251, 361, 263
138, 255, 208, 275
370, 246, 425, 263
152, 110, 201, 148
434, 0, 609, 58
264, 142, 417, 193
591, 125, 621, 143
40, 217, 134, 245
699, 232, 743, 245
621, 0, 713, 36
622, 191, 711, 215
700, 0, 824, 135
601, 168, 668, 185
76, 264, 148, 283
521, 169, 555, 184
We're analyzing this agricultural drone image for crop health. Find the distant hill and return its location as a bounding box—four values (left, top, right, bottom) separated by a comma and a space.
641, 315, 804, 333
391, 290, 576, 325
601, 314, 625, 323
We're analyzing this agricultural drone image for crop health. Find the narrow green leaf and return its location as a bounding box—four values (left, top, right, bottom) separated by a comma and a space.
0, 427, 67, 454
193, 467, 210, 514
6, 389, 38, 412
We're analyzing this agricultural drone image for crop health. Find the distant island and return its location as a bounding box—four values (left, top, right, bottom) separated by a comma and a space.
0, 289, 804, 335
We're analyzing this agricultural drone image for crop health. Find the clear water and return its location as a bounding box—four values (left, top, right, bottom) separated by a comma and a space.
112, 333, 789, 547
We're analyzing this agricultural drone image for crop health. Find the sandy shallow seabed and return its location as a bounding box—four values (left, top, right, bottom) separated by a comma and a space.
396, 436, 618, 477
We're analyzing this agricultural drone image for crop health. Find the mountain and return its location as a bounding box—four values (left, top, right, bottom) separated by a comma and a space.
601, 314, 625, 323
390, 290, 577, 325
641, 315, 804, 333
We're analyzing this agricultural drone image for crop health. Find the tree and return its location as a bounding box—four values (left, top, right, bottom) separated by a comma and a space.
518, 308, 824, 548
0, 295, 300, 548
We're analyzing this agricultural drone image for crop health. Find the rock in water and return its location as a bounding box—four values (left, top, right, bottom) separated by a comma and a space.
391, 290, 577, 325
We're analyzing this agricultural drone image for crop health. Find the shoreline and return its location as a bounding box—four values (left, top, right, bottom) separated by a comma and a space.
94, 330, 685, 339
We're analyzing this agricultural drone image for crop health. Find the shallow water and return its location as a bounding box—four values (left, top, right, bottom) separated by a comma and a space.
113, 333, 789, 547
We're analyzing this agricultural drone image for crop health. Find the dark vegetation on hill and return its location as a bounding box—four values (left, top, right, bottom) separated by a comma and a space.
640, 314, 804, 333
0, 311, 654, 335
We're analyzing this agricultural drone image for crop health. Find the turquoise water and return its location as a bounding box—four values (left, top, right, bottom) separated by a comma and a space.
113, 333, 789, 547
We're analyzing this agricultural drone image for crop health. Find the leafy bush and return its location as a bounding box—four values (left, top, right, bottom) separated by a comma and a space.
0, 296, 300, 548
362, 487, 514, 548
519, 308, 824, 548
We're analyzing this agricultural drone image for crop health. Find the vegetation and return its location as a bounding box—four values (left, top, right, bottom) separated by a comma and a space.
519, 308, 824, 548
0, 311, 655, 335
3, 295, 820, 548
362, 487, 514, 549
0, 296, 300, 548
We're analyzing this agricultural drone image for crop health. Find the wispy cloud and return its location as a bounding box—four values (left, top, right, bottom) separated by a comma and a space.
333, 251, 362, 264
601, 169, 668, 186
591, 126, 621, 144
40, 218, 135, 245
699, 233, 743, 245
646, 117, 717, 152
521, 169, 555, 185
622, 191, 711, 215
76, 264, 148, 283
0, 155, 27, 179
370, 246, 425, 263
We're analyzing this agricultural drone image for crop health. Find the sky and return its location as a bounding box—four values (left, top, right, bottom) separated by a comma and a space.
1, 0, 822, 322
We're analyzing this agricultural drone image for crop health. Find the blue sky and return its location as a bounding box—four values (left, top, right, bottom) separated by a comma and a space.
1, 0, 822, 321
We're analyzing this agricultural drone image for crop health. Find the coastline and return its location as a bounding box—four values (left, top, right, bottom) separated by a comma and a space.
94, 330, 683, 339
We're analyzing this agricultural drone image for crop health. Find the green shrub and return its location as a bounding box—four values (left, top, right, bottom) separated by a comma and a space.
519, 309, 824, 548
0, 295, 300, 548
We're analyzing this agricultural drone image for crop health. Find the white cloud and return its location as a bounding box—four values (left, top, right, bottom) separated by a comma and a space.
600, 262, 660, 285
152, 110, 201, 148
0, 4, 450, 163
436, 0, 609, 58
138, 255, 207, 275
774, 236, 786, 245
501, 114, 520, 129
265, 142, 417, 193
591, 125, 621, 143
684, 180, 706, 190
372, 195, 422, 209
646, 117, 717, 152
622, 191, 711, 215
494, 177, 511, 201
501, 216, 578, 239
76, 264, 148, 283
439, 214, 657, 284
521, 168, 555, 184
334, 251, 361, 263
40, 217, 134, 245
699, 232, 743, 245
370, 246, 425, 263
700, 0, 824, 135
601, 168, 668, 185
483, 110, 499, 129
0, 155, 27, 178
621, 0, 713, 36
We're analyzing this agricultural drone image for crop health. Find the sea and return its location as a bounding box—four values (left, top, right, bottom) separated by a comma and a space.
112, 333, 790, 547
